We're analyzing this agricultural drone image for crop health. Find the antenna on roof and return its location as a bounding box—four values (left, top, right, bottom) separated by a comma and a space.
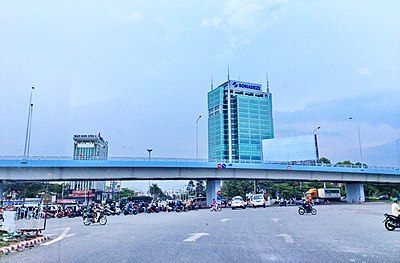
266, 72, 270, 94
211, 76, 214, 91
227, 66, 230, 81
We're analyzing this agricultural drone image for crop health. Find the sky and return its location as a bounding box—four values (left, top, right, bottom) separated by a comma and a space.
0, 1, 399, 191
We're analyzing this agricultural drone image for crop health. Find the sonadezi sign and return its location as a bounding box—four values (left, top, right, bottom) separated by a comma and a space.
230, 80, 262, 91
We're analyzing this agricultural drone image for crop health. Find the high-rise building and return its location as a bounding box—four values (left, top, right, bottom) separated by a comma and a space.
68, 133, 109, 203
73, 134, 108, 160
208, 79, 274, 162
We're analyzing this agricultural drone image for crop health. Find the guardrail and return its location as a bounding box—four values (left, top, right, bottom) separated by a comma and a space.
0, 155, 398, 171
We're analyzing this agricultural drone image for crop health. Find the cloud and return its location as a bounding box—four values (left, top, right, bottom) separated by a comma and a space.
358, 67, 372, 76
111, 8, 143, 23
201, 0, 290, 50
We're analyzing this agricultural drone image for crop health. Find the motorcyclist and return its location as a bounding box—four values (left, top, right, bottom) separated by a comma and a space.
302, 198, 311, 211
89, 203, 97, 222
391, 198, 400, 217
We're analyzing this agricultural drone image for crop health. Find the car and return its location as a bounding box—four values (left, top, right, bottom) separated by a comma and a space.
231, 196, 246, 210
377, 195, 389, 200
249, 194, 266, 208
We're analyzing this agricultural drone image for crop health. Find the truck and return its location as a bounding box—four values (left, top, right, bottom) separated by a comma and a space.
305, 188, 341, 204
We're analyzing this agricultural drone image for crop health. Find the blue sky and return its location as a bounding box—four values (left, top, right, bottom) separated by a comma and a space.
0, 1, 399, 190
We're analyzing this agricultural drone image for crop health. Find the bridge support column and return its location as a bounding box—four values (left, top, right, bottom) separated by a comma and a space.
345, 183, 365, 203
0, 180, 3, 205
206, 179, 222, 206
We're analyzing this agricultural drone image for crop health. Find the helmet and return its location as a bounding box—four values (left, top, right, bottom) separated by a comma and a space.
394, 198, 398, 202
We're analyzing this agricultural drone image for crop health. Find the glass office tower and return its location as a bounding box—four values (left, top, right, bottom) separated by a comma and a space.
208, 79, 274, 162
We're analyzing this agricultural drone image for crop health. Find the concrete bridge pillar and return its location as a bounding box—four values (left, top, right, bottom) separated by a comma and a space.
206, 179, 222, 206
0, 180, 3, 205
345, 183, 365, 203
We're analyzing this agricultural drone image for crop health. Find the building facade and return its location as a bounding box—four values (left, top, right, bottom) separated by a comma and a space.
68, 134, 109, 203
208, 79, 274, 162
73, 134, 108, 160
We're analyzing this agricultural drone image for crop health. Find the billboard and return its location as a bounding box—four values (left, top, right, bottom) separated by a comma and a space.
262, 135, 317, 162
229, 80, 262, 93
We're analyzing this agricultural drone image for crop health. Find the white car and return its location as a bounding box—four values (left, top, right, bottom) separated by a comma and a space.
249, 194, 266, 208
231, 196, 246, 210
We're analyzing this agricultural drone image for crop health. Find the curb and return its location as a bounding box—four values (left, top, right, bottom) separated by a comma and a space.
0, 236, 49, 255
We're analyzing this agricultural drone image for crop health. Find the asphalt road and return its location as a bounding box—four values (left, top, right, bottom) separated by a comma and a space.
1, 203, 399, 263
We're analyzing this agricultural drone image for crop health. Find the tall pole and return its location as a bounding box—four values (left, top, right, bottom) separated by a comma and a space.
313, 126, 321, 161
196, 115, 202, 159
147, 148, 152, 197
396, 138, 400, 167
349, 117, 363, 168
24, 87, 35, 159
227, 67, 232, 162
147, 148, 152, 161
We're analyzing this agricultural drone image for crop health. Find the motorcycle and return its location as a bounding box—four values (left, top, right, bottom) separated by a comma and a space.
123, 206, 139, 215
209, 203, 222, 212
298, 204, 317, 215
83, 211, 107, 226
383, 213, 400, 231
279, 200, 287, 207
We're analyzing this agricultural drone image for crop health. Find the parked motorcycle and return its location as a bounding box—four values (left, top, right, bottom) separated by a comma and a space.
123, 206, 139, 215
298, 205, 317, 215
83, 211, 107, 226
383, 213, 400, 231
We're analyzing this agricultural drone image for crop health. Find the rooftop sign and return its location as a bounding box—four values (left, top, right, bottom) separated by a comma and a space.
230, 80, 262, 92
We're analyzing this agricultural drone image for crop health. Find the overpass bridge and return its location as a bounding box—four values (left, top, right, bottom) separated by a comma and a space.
0, 156, 399, 204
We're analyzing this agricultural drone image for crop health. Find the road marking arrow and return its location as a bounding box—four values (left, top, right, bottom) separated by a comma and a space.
275, 234, 294, 244
184, 233, 210, 242
271, 218, 280, 223
42, 227, 71, 246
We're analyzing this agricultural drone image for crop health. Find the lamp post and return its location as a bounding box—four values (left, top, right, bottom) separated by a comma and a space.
196, 115, 202, 160
147, 148, 153, 196
349, 117, 363, 168
313, 126, 321, 161
396, 138, 400, 167
147, 148, 153, 161
23, 87, 35, 160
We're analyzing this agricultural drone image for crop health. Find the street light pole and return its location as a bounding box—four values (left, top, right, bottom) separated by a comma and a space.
24, 87, 35, 159
396, 138, 400, 167
196, 115, 202, 160
349, 117, 363, 168
313, 126, 321, 161
147, 148, 153, 197
147, 148, 153, 161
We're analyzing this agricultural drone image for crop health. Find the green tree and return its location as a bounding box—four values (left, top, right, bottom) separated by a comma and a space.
221, 180, 253, 199
195, 180, 206, 197
119, 188, 137, 198
319, 157, 331, 164
149, 183, 163, 199
187, 180, 196, 196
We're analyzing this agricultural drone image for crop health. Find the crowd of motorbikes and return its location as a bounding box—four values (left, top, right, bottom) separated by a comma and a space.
122, 200, 199, 215
8, 199, 200, 226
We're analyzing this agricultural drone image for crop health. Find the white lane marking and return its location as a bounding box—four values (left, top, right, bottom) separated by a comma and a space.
275, 234, 294, 244
184, 233, 210, 242
42, 227, 71, 246
220, 218, 232, 222
271, 218, 280, 223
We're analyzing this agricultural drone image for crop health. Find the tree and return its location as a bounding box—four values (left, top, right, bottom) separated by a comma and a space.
195, 180, 206, 197
119, 188, 137, 198
187, 180, 196, 196
319, 157, 331, 164
149, 183, 163, 199
221, 180, 253, 199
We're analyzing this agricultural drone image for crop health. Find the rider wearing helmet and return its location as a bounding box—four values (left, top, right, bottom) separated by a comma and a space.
392, 198, 400, 217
